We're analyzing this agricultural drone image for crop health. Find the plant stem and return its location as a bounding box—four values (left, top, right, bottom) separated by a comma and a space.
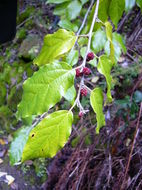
71, 0, 94, 50
70, 76, 84, 111
82, 0, 99, 67
70, 0, 100, 112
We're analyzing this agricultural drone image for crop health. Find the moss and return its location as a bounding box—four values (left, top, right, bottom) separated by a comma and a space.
17, 7, 35, 24
16, 28, 26, 40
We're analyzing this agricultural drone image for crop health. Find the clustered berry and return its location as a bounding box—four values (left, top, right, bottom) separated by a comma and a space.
76, 68, 82, 77
80, 88, 88, 97
76, 67, 91, 77
86, 52, 94, 61
83, 67, 91, 75
78, 111, 84, 118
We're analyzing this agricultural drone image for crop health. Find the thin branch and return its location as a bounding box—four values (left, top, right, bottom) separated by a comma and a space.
82, 0, 99, 67
76, 0, 94, 35
31, 112, 48, 129
70, 76, 84, 111
70, 0, 100, 112
71, 0, 94, 50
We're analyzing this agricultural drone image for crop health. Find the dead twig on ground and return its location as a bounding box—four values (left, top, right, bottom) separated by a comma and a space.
120, 102, 142, 190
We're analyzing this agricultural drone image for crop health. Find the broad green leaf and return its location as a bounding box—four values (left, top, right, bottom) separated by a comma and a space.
9, 126, 33, 165
34, 29, 77, 66
63, 86, 76, 103
78, 37, 88, 47
53, 2, 70, 16
17, 62, 75, 118
66, 0, 82, 20
109, 0, 125, 28
125, 0, 136, 12
46, 0, 71, 4
58, 19, 78, 32
22, 110, 73, 161
90, 88, 105, 134
136, 0, 142, 10
80, 46, 87, 58
97, 55, 113, 103
105, 40, 121, 62
104, 33, 126, 62
91, 29, 107, 53
105, 22, 115, 64
88, 58, 97, 67
112, 33, 126, 53
66, 49, 79, 66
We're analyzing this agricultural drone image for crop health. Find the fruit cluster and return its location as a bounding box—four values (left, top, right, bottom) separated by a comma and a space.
75, 52, 94, 77
75, 52, 95, 118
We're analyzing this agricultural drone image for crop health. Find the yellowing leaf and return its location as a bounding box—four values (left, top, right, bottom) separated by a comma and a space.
34, 29, 77, 66
90, 88, 105, 134
97, 55, 113, 103
22, 110, 73, 161
105, 22, 115, 64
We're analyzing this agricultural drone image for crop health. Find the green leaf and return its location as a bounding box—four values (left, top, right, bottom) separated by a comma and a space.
46, 0, 71, 4
63, 86, 76, 103
90, 88, 105, 134
105, 40, 121, 62
58, 19, 78, 32
105, 22, 115, 64
91, 29, 107, 53
53, 2, 70, 16
66, 49, 79, 66
80, 46, 87, 58
112, 33, 126, 53
133, 90, 142, 103
22, 110, 73, 161
104, 33, 126, 62
125, 0, 136, 12
105, 21, 112, 42
17, 62, 75, 118
9, 126, 33, 165
109, 0, 125, 28
136, 0, 142, 10
34, 29, 77, 66
86, 0, 109, 32
66, 0, 82, 20
97, 55, 113, 103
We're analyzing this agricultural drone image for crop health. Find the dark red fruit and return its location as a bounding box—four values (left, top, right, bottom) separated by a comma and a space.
76, 69, 82, 77
83, 67, 91, 75
86, 52, 94, 61
79, 111, 84, 118
81, 88, 87, 97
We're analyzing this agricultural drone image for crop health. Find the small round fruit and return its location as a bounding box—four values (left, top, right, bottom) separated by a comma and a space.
83, 67, 91, 75
79, 111, 84, 118
81, 88, 88, 96
76, 69, 82, 77
86, 52, 94, 61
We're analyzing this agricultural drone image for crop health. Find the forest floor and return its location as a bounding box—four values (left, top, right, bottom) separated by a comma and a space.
0, 2, 142, 190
